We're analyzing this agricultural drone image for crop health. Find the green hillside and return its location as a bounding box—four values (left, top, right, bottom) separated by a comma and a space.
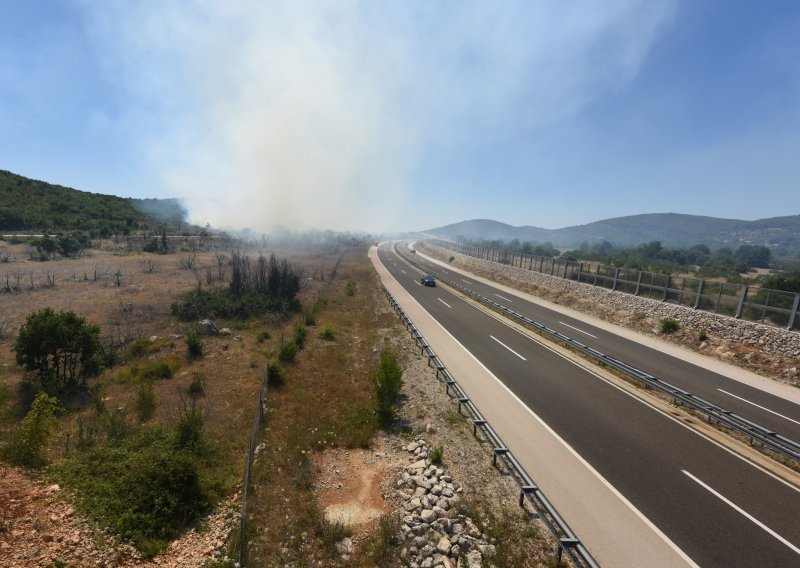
0, 170, 187, 235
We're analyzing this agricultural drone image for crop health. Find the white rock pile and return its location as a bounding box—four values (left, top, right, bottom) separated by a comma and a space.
397, 437, 495, 568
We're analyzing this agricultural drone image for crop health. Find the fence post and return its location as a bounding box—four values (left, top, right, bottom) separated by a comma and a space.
634, 272, 643, 296
694, 279, 705, 309
735, 285, 748, 319
788, 293, 800, 330
612, 268, 620, 291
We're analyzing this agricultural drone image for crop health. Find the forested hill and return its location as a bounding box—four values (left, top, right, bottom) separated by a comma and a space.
426, 213, 800, 257
0, 169, 187, 235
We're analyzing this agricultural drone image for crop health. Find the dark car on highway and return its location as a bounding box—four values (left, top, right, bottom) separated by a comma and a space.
421, 274, 436, 287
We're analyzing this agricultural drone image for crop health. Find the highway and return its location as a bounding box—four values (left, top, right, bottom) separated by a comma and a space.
400, 244, 800, 443
376, 243, 800, 567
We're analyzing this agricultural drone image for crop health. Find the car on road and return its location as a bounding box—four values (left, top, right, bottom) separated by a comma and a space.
421, 274, 436, 287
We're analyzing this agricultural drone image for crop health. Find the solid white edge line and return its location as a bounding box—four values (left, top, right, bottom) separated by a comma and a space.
376, 251, 699, 566
682, 470, 800, 556
559, 321, 598, 339
438, 298, 452, 309
494, 293, 512, 302
717, 389, 800, 426
489, 335, 527, 361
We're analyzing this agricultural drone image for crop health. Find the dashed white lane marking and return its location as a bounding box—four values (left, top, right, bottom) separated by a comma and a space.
401, 269, 406, 274
438, 298, 452, 309
559, 321, 598, 339
461, 278, 473, 285
494, 293, 512, 302
489, 335, 527, 361
717, 389, 800, 426
683, 470, 800, 556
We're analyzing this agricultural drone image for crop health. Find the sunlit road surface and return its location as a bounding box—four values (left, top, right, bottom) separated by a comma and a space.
371, 244, 800, 568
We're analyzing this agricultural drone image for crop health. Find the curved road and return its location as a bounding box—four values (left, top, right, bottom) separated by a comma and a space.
376, 243, 800, 567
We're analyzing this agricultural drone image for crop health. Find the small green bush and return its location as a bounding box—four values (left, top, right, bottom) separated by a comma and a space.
375, 352, 403, 426
128, 338, 153, 359
278, 341, 298, 363
188, 373, 205, 396
175, 400, 205, 454
293, 324, 308, 349
661, 318, 681, 334
256, 330, 271, 343
449, 256, 455, 262
345, 280, 357, 296
267, 362, 285, 386
53, 428, 213, 555
134, 360, 174, 382
134, 381, 156, 422
186, 331, 204, 359
698, 329, 708, 342
429, 445, 444, 464
2, 392, 61, 467
319, 324, 336, 341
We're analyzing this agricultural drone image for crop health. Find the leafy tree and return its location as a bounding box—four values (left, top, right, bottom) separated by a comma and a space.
735, 245, 771, 269
14, 308, 102, 394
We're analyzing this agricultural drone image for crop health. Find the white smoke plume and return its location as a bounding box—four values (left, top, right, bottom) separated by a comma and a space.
79, 1, 676, 232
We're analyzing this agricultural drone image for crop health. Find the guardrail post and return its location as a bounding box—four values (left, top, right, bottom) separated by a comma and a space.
473, 419, 486, 436
492, 447, 508, 467
519, 485, 537, 507
694, 279, 705, 309
788, 293, 800, 330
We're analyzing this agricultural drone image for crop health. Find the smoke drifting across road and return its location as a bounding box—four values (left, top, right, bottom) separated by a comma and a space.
79, 1, 675, 232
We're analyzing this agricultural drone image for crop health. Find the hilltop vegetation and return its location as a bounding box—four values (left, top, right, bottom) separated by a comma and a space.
428, 213, 800, 258
0, 170, 186, 235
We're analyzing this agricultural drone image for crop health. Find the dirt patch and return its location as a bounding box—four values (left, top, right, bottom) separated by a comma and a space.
313, 441, 402, 529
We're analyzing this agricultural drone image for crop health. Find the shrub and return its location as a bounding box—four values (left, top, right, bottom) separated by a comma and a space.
293, 324, 308, 349
53, 428, 212, 555
319, 324, 336, 341
698, 329, 708, 342
186, 330, 204, 359
134, 360, 175, 382
449, 256, 455, 262
375, 352, 403, 426
14, 308, 102, 395
661, 318, 681, 334
345, 280, 357, 296
278, 341, 298, 363
134, 381, 156, 422
256, 330, 271, 343
429, 445, 444, 464
175, 399, 205, 454
187, 373, 205, 396
267, 362, 285, 386
2, 392, 61, 467
128, 337, 154, 359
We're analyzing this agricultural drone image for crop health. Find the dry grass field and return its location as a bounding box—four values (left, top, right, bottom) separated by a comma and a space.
0, 239, 556, 567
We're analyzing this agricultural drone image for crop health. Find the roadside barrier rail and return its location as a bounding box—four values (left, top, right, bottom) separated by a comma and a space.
384, 285, 600, 568
394, 244, 800, 464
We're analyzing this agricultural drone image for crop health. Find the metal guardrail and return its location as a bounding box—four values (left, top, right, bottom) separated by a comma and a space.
383, 285, 600, 568
395, 244, 800, 464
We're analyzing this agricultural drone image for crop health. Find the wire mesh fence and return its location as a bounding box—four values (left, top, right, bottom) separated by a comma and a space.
431, 239, 800, 331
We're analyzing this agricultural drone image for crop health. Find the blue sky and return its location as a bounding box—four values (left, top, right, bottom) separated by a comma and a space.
1, 1, 799, 233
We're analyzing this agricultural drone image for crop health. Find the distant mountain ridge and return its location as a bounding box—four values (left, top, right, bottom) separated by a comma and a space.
0, 169, 187, 234
425, 213, 800, 256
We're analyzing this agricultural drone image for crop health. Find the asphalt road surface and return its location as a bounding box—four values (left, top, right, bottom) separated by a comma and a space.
400, 245, 800, 443
376, 243, 800, 568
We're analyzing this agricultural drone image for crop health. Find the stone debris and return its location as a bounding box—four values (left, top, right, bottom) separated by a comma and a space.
198, 319, 218, 336
395, 437, 493, 568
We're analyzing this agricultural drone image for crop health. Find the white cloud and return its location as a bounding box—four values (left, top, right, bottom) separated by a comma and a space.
77, 0, 677, 232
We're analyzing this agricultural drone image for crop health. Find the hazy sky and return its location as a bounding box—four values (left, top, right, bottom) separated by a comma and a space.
2, 1, 799, 233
